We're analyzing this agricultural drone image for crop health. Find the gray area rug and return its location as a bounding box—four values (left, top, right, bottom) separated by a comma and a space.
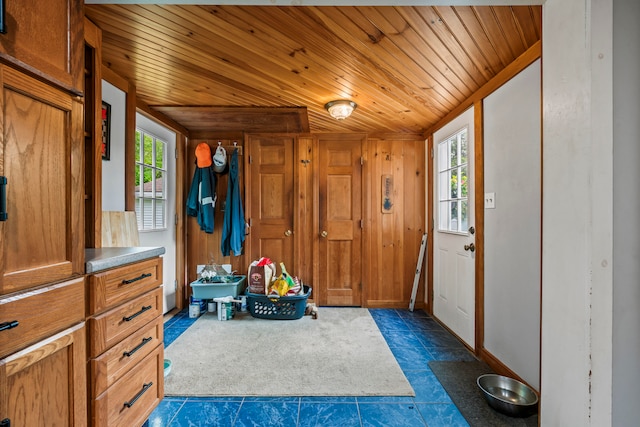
164, 308, 414, 397
428, 361, 538, 427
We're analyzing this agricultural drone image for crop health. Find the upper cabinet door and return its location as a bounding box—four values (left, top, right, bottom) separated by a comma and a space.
0, 0, 84, 93
0, 67, 84, 295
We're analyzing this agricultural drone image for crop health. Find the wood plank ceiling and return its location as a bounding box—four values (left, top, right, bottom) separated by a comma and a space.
83, 5, 541, 135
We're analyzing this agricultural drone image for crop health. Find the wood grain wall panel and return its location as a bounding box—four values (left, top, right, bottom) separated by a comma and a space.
366, 136, 426, 308
297, 136, 314, 289
185, 136, 246, 290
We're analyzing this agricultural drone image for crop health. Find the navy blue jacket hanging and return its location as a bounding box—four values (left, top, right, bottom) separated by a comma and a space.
187, 163, 217, 234
221, 148, 245, 255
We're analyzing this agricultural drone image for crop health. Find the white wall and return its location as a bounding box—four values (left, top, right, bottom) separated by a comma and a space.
541, 0, 613, 425
483, 60, 541, 390
101, 81, 127, 210
612, 0, 640, 425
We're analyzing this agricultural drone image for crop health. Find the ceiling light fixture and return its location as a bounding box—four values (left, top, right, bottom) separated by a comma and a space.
324, 100, 357, 120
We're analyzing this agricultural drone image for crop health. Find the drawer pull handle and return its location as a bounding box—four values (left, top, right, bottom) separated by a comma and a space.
123, 305, 152, 322
123, 337, 153, 357
123, 382, 153, 408
122, 273, 152, 285
0, 320, 19, 332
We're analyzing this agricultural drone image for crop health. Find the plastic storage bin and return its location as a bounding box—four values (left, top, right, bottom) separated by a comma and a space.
246, 286, 311, 320
190, 275, 247, 299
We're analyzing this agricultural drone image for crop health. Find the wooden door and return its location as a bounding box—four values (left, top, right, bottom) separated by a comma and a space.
317, 135, 363, 306
0, 323, 87, 427
0, 67, 84, 295
246, 135, 295, 275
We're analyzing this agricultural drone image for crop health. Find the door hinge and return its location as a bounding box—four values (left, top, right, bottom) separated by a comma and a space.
360, 219, 364, 229
248, 155, 252, 164
174, 279, 178, 291
175, 148, 178, 159
360, 156, 364, 166
431, 147, 434, 158
175, 214, 178, 225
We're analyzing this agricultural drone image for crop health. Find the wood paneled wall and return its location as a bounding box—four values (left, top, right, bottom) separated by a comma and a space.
185, 134, 247, 287
184, 132, 426, 308
365, 135, 427, 308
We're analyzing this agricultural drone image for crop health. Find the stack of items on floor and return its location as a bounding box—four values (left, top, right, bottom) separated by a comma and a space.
188, 258, 315, 321
246, 257, 314, 320
188, 263, 247, 320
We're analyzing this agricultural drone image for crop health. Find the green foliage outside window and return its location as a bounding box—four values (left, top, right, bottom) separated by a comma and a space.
135, 130, 165, 187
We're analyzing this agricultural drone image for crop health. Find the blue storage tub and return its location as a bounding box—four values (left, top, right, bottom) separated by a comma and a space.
190, 275, 247, 299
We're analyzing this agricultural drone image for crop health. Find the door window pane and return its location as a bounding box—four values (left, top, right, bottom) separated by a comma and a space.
135, 129, 167, 231
437, 127, 469, 233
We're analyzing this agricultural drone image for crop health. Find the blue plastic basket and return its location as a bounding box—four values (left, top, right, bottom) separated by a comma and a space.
246, 286, 311, 320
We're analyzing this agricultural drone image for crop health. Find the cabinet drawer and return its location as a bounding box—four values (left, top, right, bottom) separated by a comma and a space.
88, 287, 163, 357
89, 257, 163, 315
92, 344, 164, 427
0, 277, 85, 358
90, 315, 163, 397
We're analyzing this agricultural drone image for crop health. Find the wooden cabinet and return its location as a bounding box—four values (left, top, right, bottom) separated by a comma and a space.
0, 322, 87, 427
0, 65, 84, 295
0, 0, 84, 93
0, 2, 86, 424
87, 257, 164, 427
0, 278, 87, 427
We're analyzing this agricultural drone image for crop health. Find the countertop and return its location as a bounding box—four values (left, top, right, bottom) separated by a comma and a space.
85, 246, 166, 273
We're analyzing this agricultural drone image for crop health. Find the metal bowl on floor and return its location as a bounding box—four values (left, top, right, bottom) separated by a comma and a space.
477, 374, 538, 417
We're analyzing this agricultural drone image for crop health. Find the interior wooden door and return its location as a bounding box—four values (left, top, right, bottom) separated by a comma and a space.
317, 135, 363, 306
246, 135, 295, 275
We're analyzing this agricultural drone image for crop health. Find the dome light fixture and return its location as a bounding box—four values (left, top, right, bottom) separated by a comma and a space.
324, 100, 357, 120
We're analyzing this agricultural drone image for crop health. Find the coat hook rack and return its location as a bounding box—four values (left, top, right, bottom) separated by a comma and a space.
221, 141, 242, 156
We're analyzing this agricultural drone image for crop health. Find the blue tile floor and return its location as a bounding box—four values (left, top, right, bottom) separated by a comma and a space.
146, 308, 477, 427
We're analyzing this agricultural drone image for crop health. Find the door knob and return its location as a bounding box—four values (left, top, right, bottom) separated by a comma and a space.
284, 229, 292, 237
464, 243, 475, 252
320, 231, 328, 238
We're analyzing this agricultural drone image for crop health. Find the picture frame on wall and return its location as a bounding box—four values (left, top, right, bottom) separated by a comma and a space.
101, 101, 111, 160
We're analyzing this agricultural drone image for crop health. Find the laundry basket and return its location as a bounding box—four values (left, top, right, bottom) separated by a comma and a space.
246, 286, 311, 320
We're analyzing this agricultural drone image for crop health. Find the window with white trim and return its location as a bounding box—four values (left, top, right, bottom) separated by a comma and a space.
438, 127, 469, 233
135, 129, 167, 231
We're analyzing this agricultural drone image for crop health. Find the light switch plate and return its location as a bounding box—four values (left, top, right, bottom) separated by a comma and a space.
485, 192, 496, 209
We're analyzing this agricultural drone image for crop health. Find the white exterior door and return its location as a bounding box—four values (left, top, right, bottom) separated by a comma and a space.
135, 113, 177, 314
433, 107, 475, 348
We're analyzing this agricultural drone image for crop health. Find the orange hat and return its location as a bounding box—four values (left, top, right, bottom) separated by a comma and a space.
195, 143, 212, 168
